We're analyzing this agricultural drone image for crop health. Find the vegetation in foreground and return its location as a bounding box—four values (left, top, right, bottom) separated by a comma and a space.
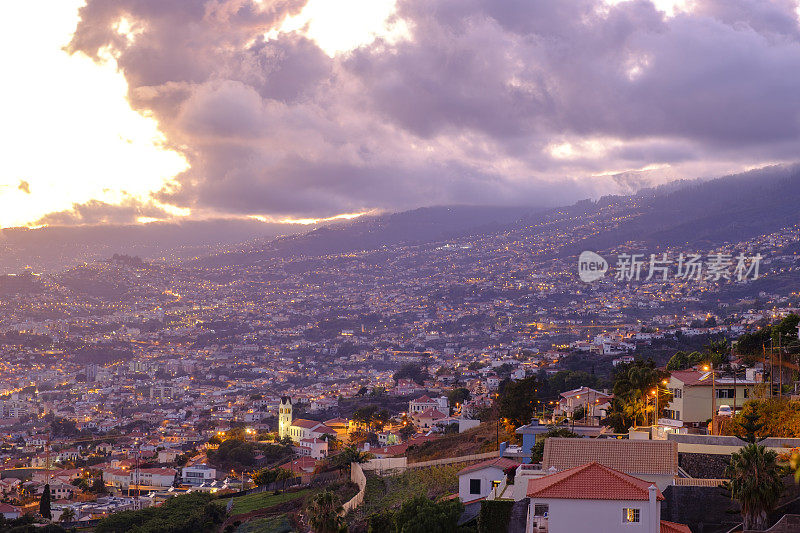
221, 489, 311, 516
348, 464, 459, 529
95, 492, 225, 533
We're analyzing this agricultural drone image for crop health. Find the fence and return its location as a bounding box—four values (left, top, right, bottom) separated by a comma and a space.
361, 457, 408, 472
406, 451, 498, 469
342, 462, 366, 514
672, 477, 727, 487
341, 451, 499, 514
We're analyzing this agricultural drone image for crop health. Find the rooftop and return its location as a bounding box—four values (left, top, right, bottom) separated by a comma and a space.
527, 462, 664, 501
543, 438, 677, 476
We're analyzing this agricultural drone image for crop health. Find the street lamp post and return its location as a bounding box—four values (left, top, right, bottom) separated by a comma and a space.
704, 363, 715, 435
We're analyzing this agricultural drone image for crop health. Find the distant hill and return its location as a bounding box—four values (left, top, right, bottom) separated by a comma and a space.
556, 164, 800, 255
198, 164, 800, 267
0, 218, 307, 273
197, 205, 542, 266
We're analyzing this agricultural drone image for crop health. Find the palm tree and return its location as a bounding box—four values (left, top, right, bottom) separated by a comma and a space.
307, 490, 345, 533
726, 443, 784, 530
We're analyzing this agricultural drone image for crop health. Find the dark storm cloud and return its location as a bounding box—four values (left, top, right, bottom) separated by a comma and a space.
66, 0, 800, 221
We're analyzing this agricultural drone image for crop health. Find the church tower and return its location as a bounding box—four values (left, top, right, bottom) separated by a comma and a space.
278, 396, 292, 439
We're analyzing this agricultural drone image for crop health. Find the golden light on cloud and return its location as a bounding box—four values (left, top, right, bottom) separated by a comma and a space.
250, 211, 372, 225
0, 0, 187, 228
268, 0, 408, 57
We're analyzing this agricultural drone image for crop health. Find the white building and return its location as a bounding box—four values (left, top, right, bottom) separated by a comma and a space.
457, 457, 520, 503
278, 397, 293, 440
408, 395, 448, 414
182, 464, 216, 486
525, 462, 690, 533
296, 438, 328, 459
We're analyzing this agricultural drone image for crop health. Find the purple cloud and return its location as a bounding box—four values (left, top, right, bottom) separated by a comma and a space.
65, 0, 800, 221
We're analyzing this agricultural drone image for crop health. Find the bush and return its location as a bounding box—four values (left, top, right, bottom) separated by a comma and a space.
478, 500, 514, 533
95, 492, 224, 533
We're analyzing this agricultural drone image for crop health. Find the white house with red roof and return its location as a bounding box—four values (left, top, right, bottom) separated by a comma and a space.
408, 395, 448, 414
286, 419, 337, 443
525, 462, 690, 533
296, 438, 328, 459
0, 503, 21, 520
554, 386, 612, 421
457, 457, 520, 503
411, 408, 448, 428
278, 456, 318, 475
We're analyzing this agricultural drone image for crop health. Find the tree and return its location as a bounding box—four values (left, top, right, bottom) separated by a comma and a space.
726, 444, 784, 530
320, 432, 341, 452
447, 388, 471, 410
497, 376, 538, 427
605, 360, 672, 432
91, 477, 108, 494
666, 351, 691, 371
252, 467, 293, 486
393, 364, 430, 385
59, 507, 75, 522
306, 491, 345, 533
40, 483, 52, 519
736, 404, 765, 444
327, 446, 371, 472
530, 428, 579, 463
393, 495, 463, 533
399, 422, 417, 441
367, 510, 396, 533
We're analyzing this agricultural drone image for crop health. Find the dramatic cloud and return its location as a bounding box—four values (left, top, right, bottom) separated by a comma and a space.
67, 0, 800, 220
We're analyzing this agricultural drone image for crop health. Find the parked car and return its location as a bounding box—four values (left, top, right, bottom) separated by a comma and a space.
717, 405, 732, 416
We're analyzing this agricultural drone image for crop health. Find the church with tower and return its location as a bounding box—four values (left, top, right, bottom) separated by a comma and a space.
278, 396, 292, 439
276, 396, 337, 444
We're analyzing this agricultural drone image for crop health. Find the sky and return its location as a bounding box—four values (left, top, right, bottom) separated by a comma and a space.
2, 0, 800, 228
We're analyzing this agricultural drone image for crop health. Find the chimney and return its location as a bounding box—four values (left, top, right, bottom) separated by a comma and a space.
648, 484, 659, 533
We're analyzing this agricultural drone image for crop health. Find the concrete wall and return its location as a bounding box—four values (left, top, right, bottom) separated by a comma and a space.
361, 457, 407, 472
342, 462, 366, 514
527, 498, 660, 533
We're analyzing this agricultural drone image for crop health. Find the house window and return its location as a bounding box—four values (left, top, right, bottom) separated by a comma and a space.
670, 388, 682, 399
744, 389, 749, 398
716, 389, 735, 399
622, 508, 640, 523
533, 504, 549, 517
469, 479, 481, 495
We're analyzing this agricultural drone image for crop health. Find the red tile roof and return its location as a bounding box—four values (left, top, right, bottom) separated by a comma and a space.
669, 370, 713, 386
457, 457, 520, 476
526, 462, 664, 501
543, 438, 677, 476
412, 395, 434, 403
661, 520, 692, 533
416, 408, 447, 420
278, 456, 317, 474
291, 418, 323, 429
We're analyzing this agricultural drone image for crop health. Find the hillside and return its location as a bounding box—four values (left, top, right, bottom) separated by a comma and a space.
405, 422, 504, 462
196, 205, 541, 266
198, 164, 800, 268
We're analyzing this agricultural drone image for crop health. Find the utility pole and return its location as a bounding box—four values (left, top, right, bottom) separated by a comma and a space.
779, 333, 783, 397
765, 343, 772, 398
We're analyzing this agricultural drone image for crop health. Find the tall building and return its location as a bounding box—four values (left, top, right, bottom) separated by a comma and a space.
278, 397, 292, 439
